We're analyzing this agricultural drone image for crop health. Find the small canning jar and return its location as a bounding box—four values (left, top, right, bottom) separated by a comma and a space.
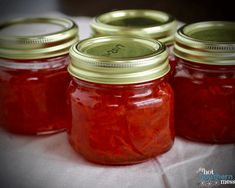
173, 21, 235, 144
90, 9, 177, 69
68, 36, 174, 164
0, 17, 78, 135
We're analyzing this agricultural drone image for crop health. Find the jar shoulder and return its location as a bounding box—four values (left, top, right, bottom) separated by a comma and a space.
174, 59, 235, 81
68, 79, 173, 109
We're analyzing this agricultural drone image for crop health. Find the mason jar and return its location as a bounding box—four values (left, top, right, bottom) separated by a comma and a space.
173, 21, 235, 144
90, 9, 177, 70
67, 36, 174, 164
0, 17, 78, 135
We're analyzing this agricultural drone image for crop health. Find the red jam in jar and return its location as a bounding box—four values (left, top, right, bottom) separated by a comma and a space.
68, 36, 174, 164
90, 9, 177, 69
0, 17, 78, 135
173, 21, 235, 144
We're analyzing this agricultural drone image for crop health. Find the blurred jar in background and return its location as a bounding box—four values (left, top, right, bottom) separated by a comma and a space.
173, 21, 235, 144
91, 9, 177, 72
0, 17, 78, 135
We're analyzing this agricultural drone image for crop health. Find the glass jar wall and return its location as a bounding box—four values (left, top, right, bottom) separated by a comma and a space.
0, 17, 78, 135
173, 21, 235, 143
67, 36, 174, 164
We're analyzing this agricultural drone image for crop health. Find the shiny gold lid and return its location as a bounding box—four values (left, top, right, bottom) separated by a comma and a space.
91, 9, 177, 45
174, 21, 235, 65
68, 36, 170, 84
0, 17, 79, 59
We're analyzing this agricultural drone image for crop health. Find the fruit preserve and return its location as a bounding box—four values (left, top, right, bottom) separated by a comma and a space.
0, 17, 78, 135
68, 36, 174, 164
173, 21, 235, 144
91, 9, 177, 69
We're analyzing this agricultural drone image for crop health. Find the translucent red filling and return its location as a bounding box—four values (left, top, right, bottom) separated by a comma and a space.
68, 77, 174, 164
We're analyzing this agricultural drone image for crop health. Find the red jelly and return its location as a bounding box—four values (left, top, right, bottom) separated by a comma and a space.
68, 36, 174, 164
0, 17, 78, 134
173, 21, 235, 143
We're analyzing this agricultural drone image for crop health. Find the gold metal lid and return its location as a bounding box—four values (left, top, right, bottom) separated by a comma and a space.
174, 21, 235, 65
91, 9, 177, 45
0, 17, 79, 59
68, 36, 170, 84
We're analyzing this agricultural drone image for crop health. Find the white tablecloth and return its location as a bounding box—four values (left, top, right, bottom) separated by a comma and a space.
0, 128, 234, 188
0, 14, 234, 188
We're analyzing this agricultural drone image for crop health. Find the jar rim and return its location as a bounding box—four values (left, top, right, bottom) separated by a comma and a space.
91, 9, 177, 45
174, 21, 235, 65
0, 17, 79, 59
68, 36, 170, 84
0, 55, 69, 70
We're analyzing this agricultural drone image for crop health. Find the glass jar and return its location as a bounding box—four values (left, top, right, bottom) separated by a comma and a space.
68, 36, 174, 164
0, 17, 78, 135
90, 9, 177, 70
173, 21, 235, 144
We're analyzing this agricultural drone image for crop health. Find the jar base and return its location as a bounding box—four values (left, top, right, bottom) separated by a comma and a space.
1, 125, 67, 136
177, 134, 235, 145
36, 128, 66, 136
69, 136, 174, 165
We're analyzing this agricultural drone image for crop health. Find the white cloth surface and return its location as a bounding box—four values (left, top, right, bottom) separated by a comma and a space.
0, 128, 234, 188
0, 14, 234, 188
